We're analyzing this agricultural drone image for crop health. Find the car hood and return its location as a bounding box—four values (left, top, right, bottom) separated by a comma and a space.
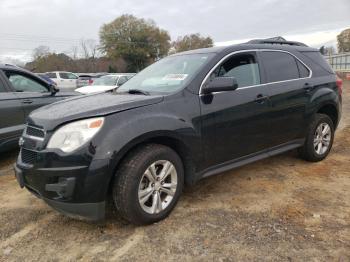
75, 85, 116, 94
28, 92, 163, 130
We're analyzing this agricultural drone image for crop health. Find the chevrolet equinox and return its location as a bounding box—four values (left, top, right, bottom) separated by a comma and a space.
15, 39, 342, 225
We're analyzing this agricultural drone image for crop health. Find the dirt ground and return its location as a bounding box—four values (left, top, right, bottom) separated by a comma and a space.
0, 82, 349, 262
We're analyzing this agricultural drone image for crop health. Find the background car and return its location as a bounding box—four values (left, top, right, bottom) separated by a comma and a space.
76, 74, 102, 87
0, 65, 79, 152
45, 71, 79, 90
36, 73, 58, 87
75, 73, 135, 94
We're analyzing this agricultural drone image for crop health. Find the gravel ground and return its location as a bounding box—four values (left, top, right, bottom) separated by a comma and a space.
0, 82, 349, 261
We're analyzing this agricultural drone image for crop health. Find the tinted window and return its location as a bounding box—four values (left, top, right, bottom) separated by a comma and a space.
46, 72, 57, 78
59, 72, 78, 79
261, 51, 299, 82
296, 60, 310, 78
6, 72, 48, 92
211, 53, 261, 88
302, 51, 334, 73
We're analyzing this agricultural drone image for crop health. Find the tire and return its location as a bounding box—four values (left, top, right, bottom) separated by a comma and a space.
298, 113, 334, 162
112, 144, 184, 225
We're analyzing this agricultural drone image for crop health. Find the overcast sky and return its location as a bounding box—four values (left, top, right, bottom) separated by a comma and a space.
0, 0, 349, 63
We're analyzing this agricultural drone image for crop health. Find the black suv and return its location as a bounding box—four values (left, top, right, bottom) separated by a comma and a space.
0, 65, 78, 152
15, 39, 342, 225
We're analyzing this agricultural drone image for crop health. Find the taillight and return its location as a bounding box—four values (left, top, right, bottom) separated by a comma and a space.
89, 79, 94, 85
336, 76, 343, 95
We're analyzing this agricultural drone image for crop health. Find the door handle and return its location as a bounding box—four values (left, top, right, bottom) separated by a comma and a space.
254, 94, 269, 104
303, 83, 314, 93
22, 99, 33, 104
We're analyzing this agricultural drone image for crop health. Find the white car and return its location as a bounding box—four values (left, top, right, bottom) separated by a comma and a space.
45, 71, 79, 90
75, 74, 134, 94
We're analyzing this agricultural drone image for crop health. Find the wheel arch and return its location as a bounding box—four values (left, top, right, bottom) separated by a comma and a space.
316, 103, 339, 129
106, 131, 197, 197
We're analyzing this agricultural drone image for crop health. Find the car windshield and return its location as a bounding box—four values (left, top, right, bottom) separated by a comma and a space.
118, 53, 214, 94
92, 75, 118, 86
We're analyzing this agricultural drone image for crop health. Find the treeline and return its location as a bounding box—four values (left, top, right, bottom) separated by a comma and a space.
26, 14, 214, 73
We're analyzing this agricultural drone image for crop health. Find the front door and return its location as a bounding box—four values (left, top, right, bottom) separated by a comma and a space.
0, 74, 25, 149
3, 70, 59, 118
200, 51, 273, 169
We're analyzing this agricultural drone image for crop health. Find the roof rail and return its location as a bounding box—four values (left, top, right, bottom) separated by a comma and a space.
4, 63, 21, 68
247, 37, 308, 47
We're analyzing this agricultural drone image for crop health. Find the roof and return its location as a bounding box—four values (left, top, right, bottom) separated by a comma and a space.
172, 38, 317, 56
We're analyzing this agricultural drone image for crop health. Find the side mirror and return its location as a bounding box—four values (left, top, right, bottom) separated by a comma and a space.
202, 77, 238, 94
49, 84, 59, 95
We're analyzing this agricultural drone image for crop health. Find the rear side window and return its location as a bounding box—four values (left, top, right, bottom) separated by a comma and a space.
301, 51, 334, 74
59, 72, 78, 79
260, 51, 299, 82
46, 72, 57, 78
212, 52, 261, 88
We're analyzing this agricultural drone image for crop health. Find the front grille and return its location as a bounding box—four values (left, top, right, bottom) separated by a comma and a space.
21, 149, 38, 164
26, 125, 45, 139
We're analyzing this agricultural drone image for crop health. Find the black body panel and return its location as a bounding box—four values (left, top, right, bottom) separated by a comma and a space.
14, 43, 341, 221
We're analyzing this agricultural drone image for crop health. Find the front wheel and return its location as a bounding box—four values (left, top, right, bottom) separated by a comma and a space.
298, 113, 334, 162
113, 144, 184, 225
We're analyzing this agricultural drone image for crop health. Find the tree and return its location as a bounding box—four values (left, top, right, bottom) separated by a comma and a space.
26, 53, 75, 72
337, 28, 350, 53
99, 14, 171, 72
171, 33, 213, 53
32, 45, 50, 60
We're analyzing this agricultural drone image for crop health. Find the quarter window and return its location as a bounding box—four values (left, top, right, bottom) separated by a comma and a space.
260, 51, 299, 82
296, 60, 310, 78
211, 53, 261, 88
5, 72, 48, 92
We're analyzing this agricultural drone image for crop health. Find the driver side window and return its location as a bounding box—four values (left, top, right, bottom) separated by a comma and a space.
6, 72, 48, 92
211, 52, 261, 88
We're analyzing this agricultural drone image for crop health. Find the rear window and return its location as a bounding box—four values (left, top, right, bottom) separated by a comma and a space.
260, 51, 299, 82
301, 51, 334, 74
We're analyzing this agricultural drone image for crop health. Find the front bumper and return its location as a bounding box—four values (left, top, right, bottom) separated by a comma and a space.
15, 149, 111, 222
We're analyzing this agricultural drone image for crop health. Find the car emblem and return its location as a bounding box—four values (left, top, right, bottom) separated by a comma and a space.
18, 137, 25, 147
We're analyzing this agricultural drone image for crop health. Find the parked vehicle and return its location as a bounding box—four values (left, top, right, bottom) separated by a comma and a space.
46, 71, 78, 90
36, 73, 57, 87
76, 74, 100, 87
75, 74, 135, 94
0, 65, 79, 152
15, 39, 342, 225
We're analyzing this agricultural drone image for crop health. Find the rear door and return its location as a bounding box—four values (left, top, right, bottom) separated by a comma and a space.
0, 71, 25, 149
258, 50, 311, 147
200, 51, 273, 168
3, 70, 60, 119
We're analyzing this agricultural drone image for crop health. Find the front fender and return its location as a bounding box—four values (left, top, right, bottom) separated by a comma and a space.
92, 103, 202, 187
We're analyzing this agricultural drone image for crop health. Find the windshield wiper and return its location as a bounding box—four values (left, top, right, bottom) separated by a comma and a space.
127, 89, 150, 95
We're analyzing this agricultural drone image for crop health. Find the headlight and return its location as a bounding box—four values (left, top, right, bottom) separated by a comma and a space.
47, 117, 104, 153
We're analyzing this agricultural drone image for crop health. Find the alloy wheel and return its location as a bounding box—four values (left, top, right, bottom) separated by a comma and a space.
313, 122, 331, 155
138, 160, 178, 214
